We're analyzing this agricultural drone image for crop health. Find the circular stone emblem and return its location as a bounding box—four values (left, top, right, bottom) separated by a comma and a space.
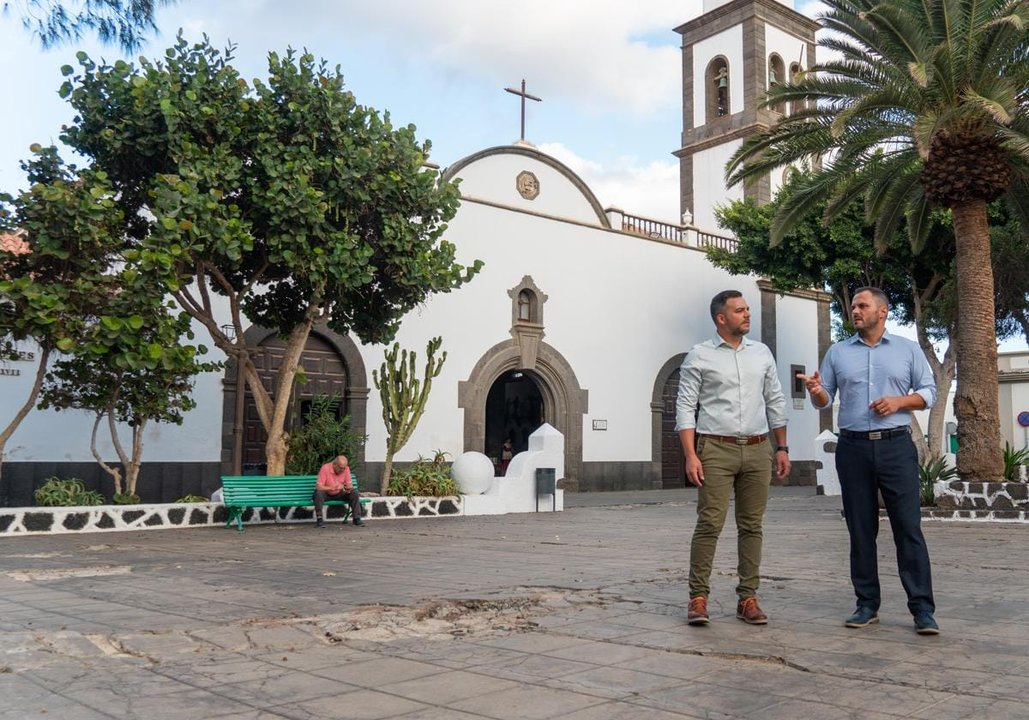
516, 171, 540, 200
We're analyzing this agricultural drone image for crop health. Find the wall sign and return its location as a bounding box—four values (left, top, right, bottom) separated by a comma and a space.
592, 419, 607, 431
1017, 411, 1029, 428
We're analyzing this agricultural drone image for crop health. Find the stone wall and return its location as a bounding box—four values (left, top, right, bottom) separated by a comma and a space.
0, 496, 463, 536
933, 480, 1029, 522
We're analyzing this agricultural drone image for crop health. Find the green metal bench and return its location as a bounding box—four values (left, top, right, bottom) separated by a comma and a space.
220, 473, 371, 531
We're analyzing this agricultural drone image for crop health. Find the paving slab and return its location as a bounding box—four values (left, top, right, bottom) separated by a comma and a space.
0, 491, 1027, 719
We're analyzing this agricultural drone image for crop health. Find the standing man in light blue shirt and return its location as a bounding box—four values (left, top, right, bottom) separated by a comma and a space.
798, 287, 939, 635
676, 290, 790, 626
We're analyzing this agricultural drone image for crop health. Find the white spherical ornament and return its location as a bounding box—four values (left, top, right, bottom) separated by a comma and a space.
451, 452, 495, 495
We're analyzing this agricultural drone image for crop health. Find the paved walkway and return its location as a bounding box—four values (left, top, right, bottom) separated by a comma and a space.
2, 491, 1027, 719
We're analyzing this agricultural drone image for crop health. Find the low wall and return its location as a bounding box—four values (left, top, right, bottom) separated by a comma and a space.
933, 480, 1028, 522
0, 496, 463, 536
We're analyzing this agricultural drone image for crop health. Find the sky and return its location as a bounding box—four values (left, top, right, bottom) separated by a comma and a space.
1, 1, 1022, 352
0, 0, 828, 223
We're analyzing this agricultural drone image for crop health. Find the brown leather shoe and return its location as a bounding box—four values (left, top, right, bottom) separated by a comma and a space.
736, 596, 768, 625
687, 596, 710, 625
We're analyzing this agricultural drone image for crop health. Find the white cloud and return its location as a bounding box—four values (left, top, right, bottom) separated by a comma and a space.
289, 0, 701, 118
538, 142, 680, 222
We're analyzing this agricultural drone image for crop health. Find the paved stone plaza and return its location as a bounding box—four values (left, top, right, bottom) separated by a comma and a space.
2, 489, 1027, 719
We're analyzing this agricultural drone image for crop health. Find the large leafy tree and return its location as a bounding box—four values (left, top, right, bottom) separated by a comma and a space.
4, 0, 177, 51
726, 0, 1029, 481
57, 37, 480, 475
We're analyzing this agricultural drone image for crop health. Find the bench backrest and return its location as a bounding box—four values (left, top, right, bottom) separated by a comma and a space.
221, 474, 360, 506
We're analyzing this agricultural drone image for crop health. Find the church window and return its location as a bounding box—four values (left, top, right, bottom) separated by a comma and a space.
705, 57, 730, 122
517, 290, 535, 322
768, 54, 786, 114
509, 276, 547, 328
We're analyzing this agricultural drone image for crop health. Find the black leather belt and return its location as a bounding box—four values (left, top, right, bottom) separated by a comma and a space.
839, 427, 910, 440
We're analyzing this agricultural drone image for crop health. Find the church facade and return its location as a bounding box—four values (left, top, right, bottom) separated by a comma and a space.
1, 0, 832, 503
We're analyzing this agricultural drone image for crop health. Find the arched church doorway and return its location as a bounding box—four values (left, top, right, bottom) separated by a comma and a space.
242, 333, 348, 471
222, 327, 369, 475
484, 370, 544, 471
458, 339, 587, 491
659, 368, 686, 488
651, 353, 688, 489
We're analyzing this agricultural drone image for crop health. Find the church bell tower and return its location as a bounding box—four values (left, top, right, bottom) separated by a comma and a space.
674, 0, 818, 231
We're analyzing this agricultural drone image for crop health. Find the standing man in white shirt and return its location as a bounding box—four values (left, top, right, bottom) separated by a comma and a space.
676, 290, 790, 626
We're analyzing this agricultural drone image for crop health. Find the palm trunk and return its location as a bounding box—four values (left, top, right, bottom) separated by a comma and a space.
951, 200, 1004, 480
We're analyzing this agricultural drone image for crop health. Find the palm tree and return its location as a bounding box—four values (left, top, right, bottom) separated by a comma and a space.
726, 0, 1029, 481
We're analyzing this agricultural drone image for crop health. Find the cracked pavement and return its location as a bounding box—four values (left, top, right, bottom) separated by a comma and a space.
1, 490, 1028, 719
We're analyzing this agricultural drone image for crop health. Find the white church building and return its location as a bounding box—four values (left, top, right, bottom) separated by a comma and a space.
2, 0, 834, 503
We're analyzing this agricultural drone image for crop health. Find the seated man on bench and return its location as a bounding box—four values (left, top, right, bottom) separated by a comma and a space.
314, 455, 364, 527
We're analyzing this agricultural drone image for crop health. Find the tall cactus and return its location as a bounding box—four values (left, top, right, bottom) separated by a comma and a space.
373, 336, 446, 492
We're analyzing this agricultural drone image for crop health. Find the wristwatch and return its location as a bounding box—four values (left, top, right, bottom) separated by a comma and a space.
775, 446, 789, 454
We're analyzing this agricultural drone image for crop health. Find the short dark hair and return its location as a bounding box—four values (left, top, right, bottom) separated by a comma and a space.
853, 286, 889, 310
710, 290, 744, 322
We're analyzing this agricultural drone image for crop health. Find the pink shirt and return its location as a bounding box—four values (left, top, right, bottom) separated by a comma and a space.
317, 462, 352, 493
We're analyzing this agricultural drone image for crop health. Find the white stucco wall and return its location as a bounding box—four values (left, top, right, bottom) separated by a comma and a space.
451, 152, 602, 225
1, 146, 823, 475
999, 352, 1029, 450
364, 195, 775, 464
692, 139, 743, 232
2, 313, 228, 462
774, 294, 820, 461
692, 25, 744, 130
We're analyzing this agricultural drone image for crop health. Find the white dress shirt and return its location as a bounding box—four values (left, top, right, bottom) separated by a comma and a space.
675, 335, 788, 436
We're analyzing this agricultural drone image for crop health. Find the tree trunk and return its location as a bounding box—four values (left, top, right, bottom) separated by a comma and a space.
926, 343, 955, 459
0, 345, 51, 505
262, 322, 314, 475
124, 418, 146, 498
90, 412, 123, 495
951, 200, 1004, 480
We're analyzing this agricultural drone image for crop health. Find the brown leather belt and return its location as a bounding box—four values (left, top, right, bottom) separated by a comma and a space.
702, 434, 768, 446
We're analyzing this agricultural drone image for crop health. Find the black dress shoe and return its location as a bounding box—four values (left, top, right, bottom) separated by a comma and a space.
845, 607, 879, 628
352, 517, 365, 527
914, 612, 940, 635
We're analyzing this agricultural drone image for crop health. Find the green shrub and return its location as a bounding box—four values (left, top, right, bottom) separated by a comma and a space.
113, 492, 141, 505
385, 450, 459, 497
286, 395, 366, 475
175, 494, 209, 503
918, 457, 958, 506
34, 477, 105, 507
1002, 443, 1029, 482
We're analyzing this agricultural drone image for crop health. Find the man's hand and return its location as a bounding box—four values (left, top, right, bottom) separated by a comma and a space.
870, 396, 905, 417
685, 454, 705, 487
774, 451, 791, 481
796, 371, 822, 394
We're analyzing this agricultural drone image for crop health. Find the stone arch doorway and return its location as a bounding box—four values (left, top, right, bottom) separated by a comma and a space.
484, 370, 545, 471
651, 353, 688, 489
221, 326, 369, 475
459, 340, 587, 491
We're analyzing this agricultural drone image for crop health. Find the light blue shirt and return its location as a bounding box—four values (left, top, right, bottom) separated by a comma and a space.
675, 335, 788, 435
816, 330, 936, 431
